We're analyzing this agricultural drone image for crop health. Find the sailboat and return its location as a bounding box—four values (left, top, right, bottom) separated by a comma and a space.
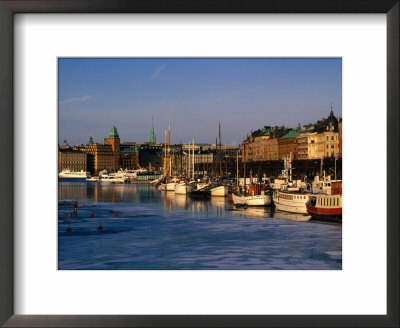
210, 123, 227, 197
231, 145, 271, 206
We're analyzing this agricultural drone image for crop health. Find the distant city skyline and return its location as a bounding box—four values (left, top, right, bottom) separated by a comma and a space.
58, 58, 342, 146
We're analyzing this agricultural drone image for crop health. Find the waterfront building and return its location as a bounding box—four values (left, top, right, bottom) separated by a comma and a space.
306, 132, 319, 159
84, 142, 116, 174
58, 148, 88, 172
242, 126, 287, 162
120, 142, 139, 169
296, 134, 308, 160
139, 143, 163, 170
253, 128, 270, 161
104, 126, 121, 169
241, 107, 342, 163
241, 128, 267, 162
338, 118, 342, 157
296, 109, 341, 160
264, 138, 279, 160
278, 128, 300, 160
317, 131, 340, 158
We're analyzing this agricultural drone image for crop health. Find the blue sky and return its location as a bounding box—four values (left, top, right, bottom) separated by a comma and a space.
58, 58, 342, 146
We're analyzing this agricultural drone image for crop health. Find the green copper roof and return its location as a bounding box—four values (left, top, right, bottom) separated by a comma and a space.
120, 144, 139, 153
109, 126, 119, 138
280, 129, 300, 139
88, 136, 94, 145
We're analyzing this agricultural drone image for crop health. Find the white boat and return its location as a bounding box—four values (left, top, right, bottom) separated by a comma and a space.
86, 176, 99, 182
151, 177, 163, 184
99, 175, 126, 184
59, 169, 91, 179
115, 168, 137, 181
272, 190, 310, 214
312, 174, 342, 195
157, 183, 166, 191
166, 182, 177, 191
232, 192, 271, 206
197, 182, 210, 190
210, 185, 227, 197
175, 182, 195, 195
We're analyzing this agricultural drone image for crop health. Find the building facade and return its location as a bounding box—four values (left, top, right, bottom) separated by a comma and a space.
58, 149, 88, 172
278, 128, 300, 160
104, 126, 121, 169
139, 143, 163, 170
83, 143, 116, 174
120, 142, 140, 169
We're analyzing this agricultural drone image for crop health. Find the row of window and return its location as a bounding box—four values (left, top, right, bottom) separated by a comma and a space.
277, 193, 307, 200
318, 197, 340, 207
326, 136, 338, 140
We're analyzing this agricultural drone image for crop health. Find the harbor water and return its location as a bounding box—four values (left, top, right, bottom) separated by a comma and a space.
58, 181, 342, 270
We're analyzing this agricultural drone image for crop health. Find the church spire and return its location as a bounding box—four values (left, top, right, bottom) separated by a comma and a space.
149, 116, 156, 143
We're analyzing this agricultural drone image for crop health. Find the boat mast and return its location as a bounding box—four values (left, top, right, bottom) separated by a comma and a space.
236, 148, 239, 188
320, 153, 323, 176
335, 150, 337, 180
163, 130, 167, 177
192, 139, 195, 180
168, 121, 171, 176
219, 123, 222, 180
188, 141, 190, 179
243, 149, 246, 195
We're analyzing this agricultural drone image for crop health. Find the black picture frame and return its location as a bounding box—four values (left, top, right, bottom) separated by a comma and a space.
0, 1, 398, 327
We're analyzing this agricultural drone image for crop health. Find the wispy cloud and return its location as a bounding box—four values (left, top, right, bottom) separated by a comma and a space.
59, 95, 95, 105
151, 64, 166, 80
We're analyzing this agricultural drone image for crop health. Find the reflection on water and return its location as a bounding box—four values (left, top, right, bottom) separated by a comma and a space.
58, 182, 342, 270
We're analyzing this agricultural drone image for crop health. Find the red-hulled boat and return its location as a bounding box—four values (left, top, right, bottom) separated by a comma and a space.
306, 180, 342, 222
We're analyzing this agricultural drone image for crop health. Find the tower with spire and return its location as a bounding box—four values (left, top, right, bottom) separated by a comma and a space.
149, 117, 156, 143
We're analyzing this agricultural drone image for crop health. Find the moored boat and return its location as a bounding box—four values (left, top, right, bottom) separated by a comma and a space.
166, 182, 177, 191
59, 169, 91, 179
99, 175, 126, 184
157, 183, 166, 191
306, 194, 342, 222
86, 176, 100, 182
210, 185, 227, 197
189, 186, 211, 198
232, 191, 271, 206
175, 182, 195, 195
272, 190, 310, 214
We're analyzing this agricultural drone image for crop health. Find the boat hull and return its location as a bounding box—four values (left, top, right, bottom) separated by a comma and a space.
273, 191, 309, 214
59, 170, 91, 179
175, 183, 195, 195
211, 185, 227, 197
306, 194, 342, 222
189, 188, 211, 198
166, 182, 177, 191
157, 183, 166, 191
232, 193, 271, 206
306, 205, 342, 222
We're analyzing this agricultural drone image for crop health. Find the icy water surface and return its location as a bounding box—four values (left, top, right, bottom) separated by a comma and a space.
58, 181, 342, 270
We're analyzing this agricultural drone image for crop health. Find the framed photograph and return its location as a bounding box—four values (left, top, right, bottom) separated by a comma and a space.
1, 1, 398, 327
